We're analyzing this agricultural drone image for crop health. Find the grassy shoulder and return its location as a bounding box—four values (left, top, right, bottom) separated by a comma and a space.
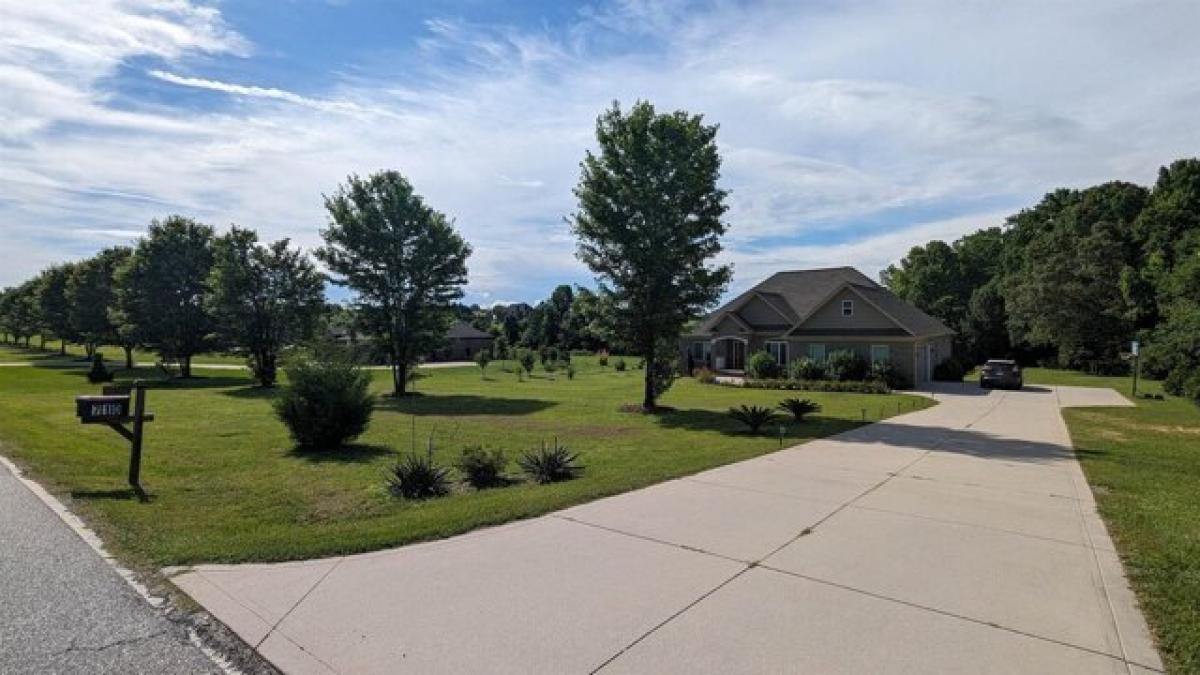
0, 352, 932, 568
1045, 368, 1198, 673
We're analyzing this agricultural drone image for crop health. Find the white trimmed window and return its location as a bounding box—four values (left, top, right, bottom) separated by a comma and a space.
766, 340, 788, 365
842, 299, 854, 317
690, 341, 711, 363
808, 343, 826, 361
870, 344, 891, 365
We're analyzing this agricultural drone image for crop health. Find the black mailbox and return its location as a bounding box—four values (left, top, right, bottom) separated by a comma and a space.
75, 395, 131, 423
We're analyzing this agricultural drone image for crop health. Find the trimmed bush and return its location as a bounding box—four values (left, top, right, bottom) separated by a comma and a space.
518, 349, 536, 375
87, 353, 114, 383
869, 361, 909, 389
932, 356, 968, 382
274, 352, 373, 451
457, 445, 508, 489
746, 350, 781, 379
598, 354, 609, 368
826, 350, 868, 381
693, 367, 716, 384
788, 357, 825, 380
778, 397, 822, 422
518, 439, 583, 483
614, 357, 627, 372
387, 453, 451, 499
727, 404, 781, 433
742, 378, 891, 394
475, 350, 491, 377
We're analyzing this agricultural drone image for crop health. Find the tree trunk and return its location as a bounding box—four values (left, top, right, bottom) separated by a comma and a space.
85, 343, 96, 359
642, 367, 655, 411
392, 360, 408, 396
39, 335, 46, 349
123, 346, 133, 370
181, 355, 192, 378
257, 350, 277, 387
60, 341, 66, 355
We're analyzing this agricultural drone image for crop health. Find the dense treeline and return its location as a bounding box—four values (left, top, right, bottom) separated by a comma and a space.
883, 157, 1200, 403
0, 101, 733, 408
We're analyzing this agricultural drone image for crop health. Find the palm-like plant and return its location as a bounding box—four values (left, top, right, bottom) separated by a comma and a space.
518, 438, 583, 483
727, 404, 781, 434
778, 397, 822, 422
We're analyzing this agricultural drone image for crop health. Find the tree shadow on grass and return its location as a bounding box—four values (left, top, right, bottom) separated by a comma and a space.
286, 443, 393, 464
653, 407, 865, 440
376, 394, 556, 417
71, 487, 155, 504
221, 385, 280, 400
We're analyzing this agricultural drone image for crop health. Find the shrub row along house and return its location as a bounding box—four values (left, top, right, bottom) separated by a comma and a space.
680, 267, 954, 387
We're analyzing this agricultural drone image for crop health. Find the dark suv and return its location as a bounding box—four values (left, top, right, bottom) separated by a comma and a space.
980, 359, 1023, 389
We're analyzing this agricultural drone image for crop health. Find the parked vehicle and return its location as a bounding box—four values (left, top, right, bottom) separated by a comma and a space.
980, 359, 1023, 389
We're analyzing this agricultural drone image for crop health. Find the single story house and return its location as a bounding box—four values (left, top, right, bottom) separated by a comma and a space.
680, 267, 954, 386
428, 320, 495, 362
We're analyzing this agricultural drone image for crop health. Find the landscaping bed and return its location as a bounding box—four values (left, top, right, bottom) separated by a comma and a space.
0, 348, 931, 567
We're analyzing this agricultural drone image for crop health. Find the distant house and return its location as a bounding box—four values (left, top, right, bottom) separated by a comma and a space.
428, 320, 494, 362
680, 267, 953, 386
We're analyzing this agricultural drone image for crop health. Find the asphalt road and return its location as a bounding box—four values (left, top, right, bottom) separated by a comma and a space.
0, 459, 219, 674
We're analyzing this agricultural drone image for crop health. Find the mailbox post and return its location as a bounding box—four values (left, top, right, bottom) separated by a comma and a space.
75, 380, 154, 492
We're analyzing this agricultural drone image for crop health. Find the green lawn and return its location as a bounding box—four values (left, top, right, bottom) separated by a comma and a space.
1023, 367, 1200, 673
0, 339, 245, 365
0, 345, 931, 569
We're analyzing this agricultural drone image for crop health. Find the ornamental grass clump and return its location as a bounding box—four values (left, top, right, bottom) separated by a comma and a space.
386, 452, 452, 499
727, 404, 781, 434
518, 439, 583, 483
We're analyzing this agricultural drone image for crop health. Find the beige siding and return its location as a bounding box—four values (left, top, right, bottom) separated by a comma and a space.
799, 289, 896, 331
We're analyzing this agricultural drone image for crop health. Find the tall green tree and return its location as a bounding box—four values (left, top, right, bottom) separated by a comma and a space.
114, 215, 215, 377
36, 264, 76, 353
67, 247, 130, 360
1003, 182, 1147, 371
318, 171, 471, 396
1, 282, 39, 346
207, 227, 326, 387
572, 101, 731, 410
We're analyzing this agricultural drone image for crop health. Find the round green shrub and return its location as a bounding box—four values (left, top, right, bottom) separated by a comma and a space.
746, 350, 780, 379
274, 353, 373, 451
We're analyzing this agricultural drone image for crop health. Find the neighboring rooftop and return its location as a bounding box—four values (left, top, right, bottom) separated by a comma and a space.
446, 320, 494, 340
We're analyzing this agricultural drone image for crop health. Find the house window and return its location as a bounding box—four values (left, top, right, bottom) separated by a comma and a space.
842, 300, 854, 317
690, 341, 711, 364
766, 341, 788, 365
808, 343, 826, 361
870, 344, 891, 365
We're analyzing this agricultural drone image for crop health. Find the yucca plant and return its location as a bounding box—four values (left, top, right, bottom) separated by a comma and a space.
386, 452, 452, 499
518, 438, 583, 483
727, 404, 781, 434
778, 397, 822, 422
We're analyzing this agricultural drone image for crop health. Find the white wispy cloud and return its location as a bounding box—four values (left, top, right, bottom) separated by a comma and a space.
2, 0, 1199, 302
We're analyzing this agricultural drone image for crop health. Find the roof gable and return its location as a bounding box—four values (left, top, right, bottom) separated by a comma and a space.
691, 267, 954, 338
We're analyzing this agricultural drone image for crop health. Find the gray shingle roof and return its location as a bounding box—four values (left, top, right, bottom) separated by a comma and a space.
446, 320, 493, 340
689, 266, 953, 338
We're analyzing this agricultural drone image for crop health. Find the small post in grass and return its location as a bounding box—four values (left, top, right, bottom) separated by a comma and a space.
778, 424, 785, 448
861, 408, 866, 421
1130, 340, 1140, 398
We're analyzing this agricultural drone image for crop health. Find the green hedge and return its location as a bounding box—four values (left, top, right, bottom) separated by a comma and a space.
740, 378, 891, 394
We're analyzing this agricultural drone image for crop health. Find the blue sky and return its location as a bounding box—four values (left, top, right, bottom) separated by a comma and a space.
3, 1, 1199, 305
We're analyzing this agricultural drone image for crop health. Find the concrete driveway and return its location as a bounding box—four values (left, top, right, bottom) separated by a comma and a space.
170, 384, 1160, 674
